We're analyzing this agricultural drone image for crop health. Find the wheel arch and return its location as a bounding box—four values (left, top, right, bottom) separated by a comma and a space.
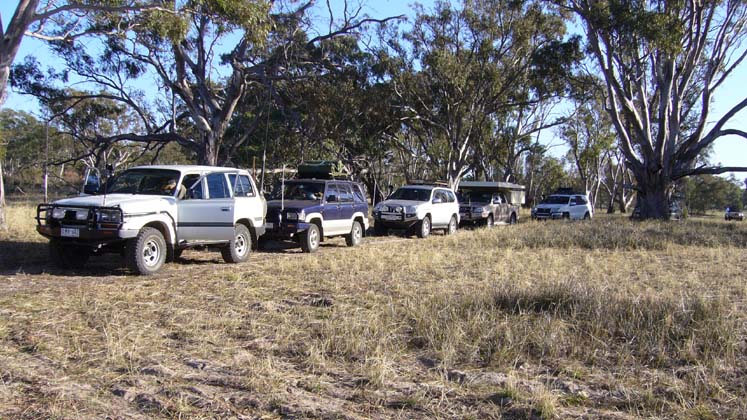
236, 218, 258, 249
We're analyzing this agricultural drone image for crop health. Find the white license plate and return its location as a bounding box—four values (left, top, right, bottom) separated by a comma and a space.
382, 214, 400, 221
61, 227, 80, 238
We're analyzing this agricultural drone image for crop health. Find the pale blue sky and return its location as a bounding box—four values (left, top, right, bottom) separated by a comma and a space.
2, 0, 745, 183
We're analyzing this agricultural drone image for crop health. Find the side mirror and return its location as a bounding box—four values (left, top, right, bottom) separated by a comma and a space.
83, 182, 99, 195
82, 167, 101, 195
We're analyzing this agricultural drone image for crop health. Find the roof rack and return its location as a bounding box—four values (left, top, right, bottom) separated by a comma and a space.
410, 180, 449, 187
551, 187, 585, 195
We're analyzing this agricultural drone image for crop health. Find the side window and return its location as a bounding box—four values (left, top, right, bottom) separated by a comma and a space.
326, 183, 339, 202
493, 194, 502, 204
206, 173, 230, 199
353, 184, 366, 203
434, 190, 447, 203
182, 174, 202, 199
577, 195, 588, 205
228, 174, 254, 197
570, 196, 578, 205
446, 190, 456, 203
338, 183, 353, 202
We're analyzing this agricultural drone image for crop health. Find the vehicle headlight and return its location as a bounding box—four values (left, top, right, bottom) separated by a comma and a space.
51, 207, 66, 219
404, 205, 418, 213
286, 210, 304, 221
374, 203, 384, 212
96, 209, 121, 223
473, 206, 488, 213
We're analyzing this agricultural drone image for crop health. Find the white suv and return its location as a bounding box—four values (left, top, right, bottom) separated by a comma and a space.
373, 185, 460, 238
531, 191, 593, 220
36, 165, 266, 275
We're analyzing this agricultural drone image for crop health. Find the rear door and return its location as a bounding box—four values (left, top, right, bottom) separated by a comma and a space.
337, 183, 355, 232
177, 172, 234, 242
322, 183, 342, 235
432, 189, 450, 227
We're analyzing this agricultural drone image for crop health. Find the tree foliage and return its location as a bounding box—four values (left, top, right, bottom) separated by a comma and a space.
563, 0, 747, 219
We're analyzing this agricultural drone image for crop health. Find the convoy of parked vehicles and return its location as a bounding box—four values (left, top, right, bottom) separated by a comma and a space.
36, 162, 602, 275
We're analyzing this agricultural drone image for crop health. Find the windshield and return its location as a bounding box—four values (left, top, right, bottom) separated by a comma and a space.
106, 169, 181, 196
541, 195, 570, 205
389, 187, 432, 202
458, 191, 491, 203
270, 181, 324, 201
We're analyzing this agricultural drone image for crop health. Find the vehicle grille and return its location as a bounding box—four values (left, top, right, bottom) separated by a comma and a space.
535, 208, 551, 215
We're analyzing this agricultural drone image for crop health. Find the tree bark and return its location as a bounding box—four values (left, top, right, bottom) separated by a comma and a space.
633, 169, 670, 219
0, 159, 6, 230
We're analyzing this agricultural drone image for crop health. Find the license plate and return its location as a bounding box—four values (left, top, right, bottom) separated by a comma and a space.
382, 214, 400, 221
61, 227, 80, 238
264, 223, 274, 229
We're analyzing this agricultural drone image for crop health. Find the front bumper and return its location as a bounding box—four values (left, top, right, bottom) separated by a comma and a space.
263, 221, 313, 239
36, 224, 139, 246
532, 211, 563, 220
459, 211, 490, 223
374, 212, 420, 228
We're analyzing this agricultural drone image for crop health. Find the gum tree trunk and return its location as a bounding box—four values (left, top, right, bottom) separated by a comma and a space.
633, 169, 671, 219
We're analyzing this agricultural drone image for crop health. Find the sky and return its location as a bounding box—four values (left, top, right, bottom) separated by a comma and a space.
1, 0, 745, 185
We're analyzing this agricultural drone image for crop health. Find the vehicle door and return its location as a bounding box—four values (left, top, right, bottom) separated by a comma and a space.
493, 193, 505, 222
228, 173, 264, 228
431, 189, 449, 227
177, 172, 235, 242
569, 196, 582, 219
337, 183, 356, 232
322, 183, 342, 235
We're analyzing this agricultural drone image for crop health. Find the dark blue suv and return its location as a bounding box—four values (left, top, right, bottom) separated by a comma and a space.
264, 179, 369, 252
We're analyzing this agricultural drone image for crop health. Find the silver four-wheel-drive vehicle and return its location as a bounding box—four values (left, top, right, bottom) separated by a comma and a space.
457, 181, 525, 227
36, 165, 266, 275
373, 183, 460, 238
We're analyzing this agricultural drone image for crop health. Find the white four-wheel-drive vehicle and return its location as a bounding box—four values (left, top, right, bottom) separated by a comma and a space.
531, 189, 593, 220
373, 184, 460, 238
725, 208, 744, 221
36, 165, 266, 275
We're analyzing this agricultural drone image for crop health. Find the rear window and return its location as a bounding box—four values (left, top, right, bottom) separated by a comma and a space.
206, 173, 230, 199
228, 174, 254, 197
338, 183, 353, 202
353, 184, 366, 203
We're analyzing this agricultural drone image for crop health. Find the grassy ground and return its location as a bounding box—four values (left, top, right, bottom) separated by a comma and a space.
1, 204, 746, 419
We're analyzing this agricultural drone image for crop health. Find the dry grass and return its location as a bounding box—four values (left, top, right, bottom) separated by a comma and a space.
1, 204, 746, 419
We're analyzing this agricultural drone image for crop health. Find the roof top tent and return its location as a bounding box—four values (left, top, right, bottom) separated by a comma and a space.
297, 160, 351, 180
458, 181, 526, 205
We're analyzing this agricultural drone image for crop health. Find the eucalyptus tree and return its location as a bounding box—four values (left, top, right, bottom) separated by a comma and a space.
1, 0, 165, 228
380, 0, 579, 189
561, 0, 747, 219
11, 1, 401, 166
560, 94, 616, 207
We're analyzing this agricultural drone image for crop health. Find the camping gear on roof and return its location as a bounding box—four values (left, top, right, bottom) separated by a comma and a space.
297, 161, 350, 179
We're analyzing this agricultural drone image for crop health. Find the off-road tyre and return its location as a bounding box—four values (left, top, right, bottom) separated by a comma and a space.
345, 221, 363, 247
49, 239, 90, 269
126, 227, 166, 275
446, 215, 457, 235
509, 213, 517, 225
222, 224, 251, 263
417, 216, 431, 239
583, 212, 591, 220
485, 214, 494, 228
300, 223, 321, 253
